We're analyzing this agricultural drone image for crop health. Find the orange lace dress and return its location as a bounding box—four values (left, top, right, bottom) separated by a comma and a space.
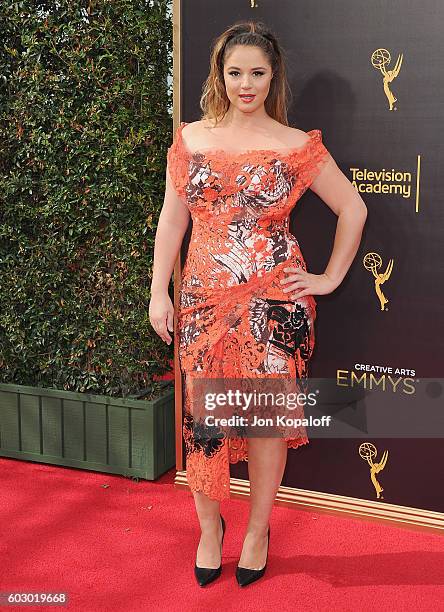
167, 121, 332, 501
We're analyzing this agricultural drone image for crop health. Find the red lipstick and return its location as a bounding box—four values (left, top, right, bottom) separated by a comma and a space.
239, 94, 256, 103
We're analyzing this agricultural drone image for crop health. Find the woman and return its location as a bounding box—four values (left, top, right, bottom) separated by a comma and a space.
149, 20, 367, 587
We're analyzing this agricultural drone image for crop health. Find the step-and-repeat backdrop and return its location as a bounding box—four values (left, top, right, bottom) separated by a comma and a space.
177, 0, 444, 513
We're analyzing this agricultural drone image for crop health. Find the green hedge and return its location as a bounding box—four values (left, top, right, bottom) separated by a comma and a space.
0, 0, 174, 396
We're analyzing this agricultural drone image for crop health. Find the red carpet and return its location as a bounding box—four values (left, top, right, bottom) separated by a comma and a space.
0, 456, 443, 611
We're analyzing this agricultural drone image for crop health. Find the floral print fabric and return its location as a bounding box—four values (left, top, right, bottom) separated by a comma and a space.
167, 121, 332, 500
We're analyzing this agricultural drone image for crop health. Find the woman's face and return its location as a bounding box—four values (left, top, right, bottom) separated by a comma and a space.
222, 44, 273, 113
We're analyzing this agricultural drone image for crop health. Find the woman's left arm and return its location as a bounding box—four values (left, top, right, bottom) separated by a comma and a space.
281, 158, 368, 299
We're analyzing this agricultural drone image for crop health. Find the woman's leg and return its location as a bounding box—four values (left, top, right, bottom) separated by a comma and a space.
193, 491, 224, 569
238, 437, 287, 569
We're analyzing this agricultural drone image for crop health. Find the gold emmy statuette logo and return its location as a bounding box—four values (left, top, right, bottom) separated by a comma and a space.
371, 48, 403, 111
363, 251, 393, 311
359, 442, 388, 499
250, 0, 258, 7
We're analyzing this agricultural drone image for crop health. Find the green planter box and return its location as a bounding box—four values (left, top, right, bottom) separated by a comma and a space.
0, 382, 175, 480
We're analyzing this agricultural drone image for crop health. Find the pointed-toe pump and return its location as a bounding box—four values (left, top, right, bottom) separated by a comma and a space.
194, 514, 226, 587
236, 526, 270, 587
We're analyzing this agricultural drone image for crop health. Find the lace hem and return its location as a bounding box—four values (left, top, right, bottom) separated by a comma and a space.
228, 435, 310, 463
185, 436, 310, 502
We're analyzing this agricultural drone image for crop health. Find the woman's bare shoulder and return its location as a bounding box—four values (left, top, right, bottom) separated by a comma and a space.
181, 120, 206, 134
181, 120, 206, 147
181, 119, 219, 151
278, 124, 311, 148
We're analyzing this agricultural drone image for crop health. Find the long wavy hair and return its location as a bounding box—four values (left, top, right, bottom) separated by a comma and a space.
200, 20, 292, 127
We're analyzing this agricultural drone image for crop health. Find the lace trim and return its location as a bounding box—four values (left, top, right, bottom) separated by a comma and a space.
167, 121, 332, 200
185, 433, 310, 502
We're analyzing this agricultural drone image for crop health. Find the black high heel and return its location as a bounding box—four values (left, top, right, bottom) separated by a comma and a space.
194, 514, 226, 587
236, 526, 270, 587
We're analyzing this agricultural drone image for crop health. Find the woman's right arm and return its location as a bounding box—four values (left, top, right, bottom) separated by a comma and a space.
149, 164, 190, 345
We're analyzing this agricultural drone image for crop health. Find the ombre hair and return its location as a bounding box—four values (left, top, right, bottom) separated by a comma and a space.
200, 20, 292, 126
